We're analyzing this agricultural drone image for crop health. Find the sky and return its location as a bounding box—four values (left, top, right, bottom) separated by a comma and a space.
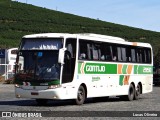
14, 0, 160, 32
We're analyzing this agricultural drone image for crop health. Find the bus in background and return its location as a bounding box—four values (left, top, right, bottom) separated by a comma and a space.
14, 33, 153, 105
6, 48, 24, 78
6, 48, 18, 77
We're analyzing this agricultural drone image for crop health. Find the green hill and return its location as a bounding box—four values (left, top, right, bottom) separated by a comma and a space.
1, 0, 160, 56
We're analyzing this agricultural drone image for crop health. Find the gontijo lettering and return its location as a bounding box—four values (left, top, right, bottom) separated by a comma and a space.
86, 65, 105, 72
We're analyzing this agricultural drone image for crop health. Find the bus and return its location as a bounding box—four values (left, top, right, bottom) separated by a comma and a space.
6, 48, 23, 78
6, 48, 18, 74
14, 33, 153, 105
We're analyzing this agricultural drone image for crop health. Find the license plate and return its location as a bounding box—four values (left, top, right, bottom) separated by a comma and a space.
31, 92, 39, 95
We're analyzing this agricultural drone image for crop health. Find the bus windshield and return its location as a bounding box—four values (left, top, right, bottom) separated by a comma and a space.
15, 38, 63, 82
16, 50, 61, 81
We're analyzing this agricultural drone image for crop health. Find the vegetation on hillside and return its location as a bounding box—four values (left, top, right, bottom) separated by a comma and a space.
1, 0, 160, 60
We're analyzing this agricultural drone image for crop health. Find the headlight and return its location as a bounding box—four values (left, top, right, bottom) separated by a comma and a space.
48, 85, 61, 89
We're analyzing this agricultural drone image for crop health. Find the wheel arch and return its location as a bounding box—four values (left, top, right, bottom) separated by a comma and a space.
130, 82, 135, 89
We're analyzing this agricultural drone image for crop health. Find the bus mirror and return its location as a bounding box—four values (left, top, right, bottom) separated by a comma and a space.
58, 48, 67, 64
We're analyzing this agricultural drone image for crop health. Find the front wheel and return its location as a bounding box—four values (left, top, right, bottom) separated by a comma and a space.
75, 86, 86, 105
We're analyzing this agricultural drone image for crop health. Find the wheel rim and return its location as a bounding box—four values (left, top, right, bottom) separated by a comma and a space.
136, 85, 140, 96
78, 89, 84, 101
129, 85, 134, 100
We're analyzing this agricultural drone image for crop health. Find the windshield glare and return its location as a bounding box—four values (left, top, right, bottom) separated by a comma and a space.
21, 38, 62, 50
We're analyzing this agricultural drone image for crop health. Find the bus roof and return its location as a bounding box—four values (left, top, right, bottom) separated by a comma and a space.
22, 33, 152, 48
23, 33, 124, 41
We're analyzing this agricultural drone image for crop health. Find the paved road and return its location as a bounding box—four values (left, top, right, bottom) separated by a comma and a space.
0, 84, 160, 119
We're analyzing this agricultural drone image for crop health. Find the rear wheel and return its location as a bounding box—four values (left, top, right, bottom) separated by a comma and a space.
134, 84, 141, 100
127, 84, 135, 101
121, 84, 135, 101
75, 86, 86, 105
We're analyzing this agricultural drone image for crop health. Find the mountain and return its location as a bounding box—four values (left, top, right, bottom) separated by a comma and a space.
1, 0, 160, 56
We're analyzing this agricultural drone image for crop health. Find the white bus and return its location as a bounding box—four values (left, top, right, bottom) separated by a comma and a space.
6, 48, 18, 73
15, 33, 153, 105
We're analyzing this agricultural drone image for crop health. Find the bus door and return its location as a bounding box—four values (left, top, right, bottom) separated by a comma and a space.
62, 38, 77, 83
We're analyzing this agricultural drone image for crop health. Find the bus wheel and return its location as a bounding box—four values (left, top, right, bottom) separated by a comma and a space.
36, 99, 48, 105
134, 84, 141, 100
75, 86, 86, 105
127, 84, 135, 101
120, 84, 135, 101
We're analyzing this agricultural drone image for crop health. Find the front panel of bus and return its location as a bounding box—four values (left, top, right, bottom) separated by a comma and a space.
14, 37, 78, 99
15, 38, 63, 88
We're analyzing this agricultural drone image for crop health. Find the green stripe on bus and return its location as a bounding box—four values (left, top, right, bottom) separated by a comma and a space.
134, 65, 153, 74
122, 65, 127, 74
78, 62, 152, 75
119, 75, 124, 86
78, 62, 117, 74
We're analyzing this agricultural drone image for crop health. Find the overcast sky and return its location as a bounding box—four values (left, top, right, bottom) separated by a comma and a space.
15, 0, 160, 32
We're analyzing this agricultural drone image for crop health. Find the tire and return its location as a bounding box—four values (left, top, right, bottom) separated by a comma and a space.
121, 84, 135, 101
127, 84, 135, 101
75, 86, 86, 105
36, 99, 48, 105
134, 84, 141, 100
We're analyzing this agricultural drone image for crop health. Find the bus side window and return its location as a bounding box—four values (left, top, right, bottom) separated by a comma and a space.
87, 43, 92, 60
79, 40, 87, 60
136, 50, 139, 63
142, 48, 152, 63
126, 47, 132, 62
131, 48, 136, 62
117, 47, 122, 61
142, 49, 147, 63
111, 45, 117, 61
100, 44, 106, 60
79, 40, 93, 60
100, 44, 112, 61
121, 47, 126, 62
137, 49, 143, 63
117, 47, 126, 62
146, 49, 151, 63
92, 44, 100, 60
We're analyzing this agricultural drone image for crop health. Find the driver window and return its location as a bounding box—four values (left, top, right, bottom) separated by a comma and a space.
62, 38, 76, 83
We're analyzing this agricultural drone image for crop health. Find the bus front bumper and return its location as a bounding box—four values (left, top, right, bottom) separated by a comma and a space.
15, 87, 77, 100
